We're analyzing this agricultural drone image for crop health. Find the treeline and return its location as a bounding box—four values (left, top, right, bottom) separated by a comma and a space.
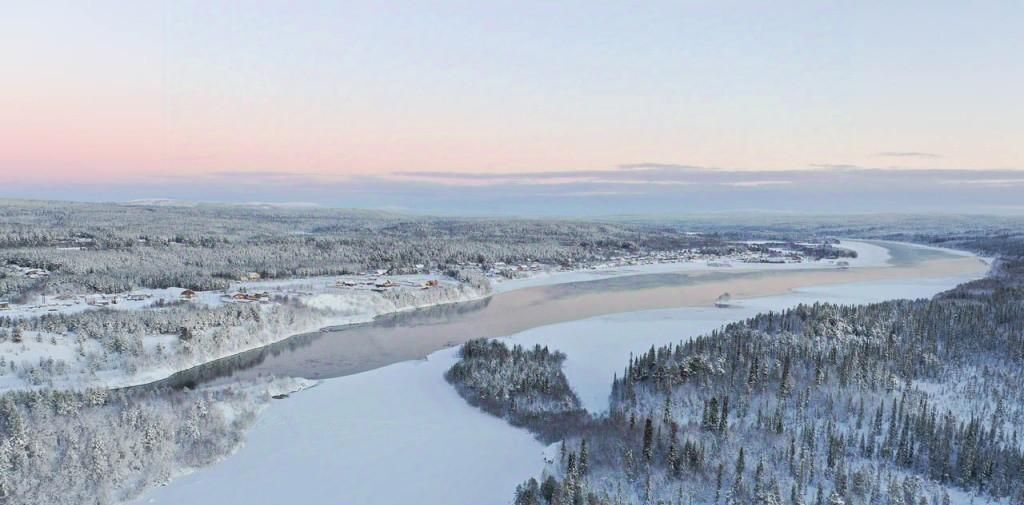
483, 262, 1024, 504
748, 242, 858, 261
0, 200, 729, 298
445, 339, 589, 442
671, 213, 1024, 259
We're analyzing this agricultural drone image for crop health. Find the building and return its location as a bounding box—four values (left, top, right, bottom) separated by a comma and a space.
180, 289, 197, 300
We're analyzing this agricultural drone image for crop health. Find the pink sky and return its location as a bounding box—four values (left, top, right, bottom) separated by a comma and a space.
2, 2, 1021, 187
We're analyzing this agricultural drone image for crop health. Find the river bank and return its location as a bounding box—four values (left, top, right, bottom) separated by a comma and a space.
130, 243, 989, 505
152, 241, 987, 389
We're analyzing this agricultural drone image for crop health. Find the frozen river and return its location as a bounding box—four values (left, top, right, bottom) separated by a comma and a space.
153, 240, 986, 389
133, 240, 989, 505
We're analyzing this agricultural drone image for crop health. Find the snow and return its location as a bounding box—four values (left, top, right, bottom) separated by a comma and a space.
491, 240, 892, 293
130, 243, 984, 505
131, 348, 546, 505
0, 276, 488, 392
503, 273, 980, 413
0, 273, 457, 320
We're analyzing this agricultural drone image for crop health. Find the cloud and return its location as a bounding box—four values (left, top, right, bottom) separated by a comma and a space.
208, 170, 319, 178
387, 164, 1024, 193
5, 163, 1024, 216
722, 180, 793, 187
939, 178, 1024, 187
807, 163, 865, 171
615, 163, 710, 171
876, 151, 942, 158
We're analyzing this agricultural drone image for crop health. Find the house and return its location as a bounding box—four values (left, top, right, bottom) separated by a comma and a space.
0, 301, 9, 310
180, 289, 197, 300
230, 292, 270, 302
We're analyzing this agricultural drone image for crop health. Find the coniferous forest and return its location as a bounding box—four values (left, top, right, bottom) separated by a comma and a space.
450, 255, 1024, 505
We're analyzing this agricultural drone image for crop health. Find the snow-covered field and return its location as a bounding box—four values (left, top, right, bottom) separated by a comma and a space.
0, 275, 488, 391
131, 243, 988, 505
0, 273, 458, 320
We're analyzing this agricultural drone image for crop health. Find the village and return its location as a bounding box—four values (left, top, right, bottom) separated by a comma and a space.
0, 267, 453, 321
0, 242, 849, 319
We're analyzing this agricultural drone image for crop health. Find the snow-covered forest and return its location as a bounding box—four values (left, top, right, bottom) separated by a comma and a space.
0, 200, 747, 299
3, 201, 1022, 505
0, 376, 309, 505
446, 339, 589, 441
0, 200, 857, 389
451, 256, 1024, 505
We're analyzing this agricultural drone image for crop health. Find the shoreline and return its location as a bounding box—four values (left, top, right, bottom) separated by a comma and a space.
129, 248, 991, 505
146, 249, 987, 390
3, 240, 986, 393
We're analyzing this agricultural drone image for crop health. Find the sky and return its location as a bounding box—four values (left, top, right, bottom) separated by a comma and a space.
1, 1, 1022, 215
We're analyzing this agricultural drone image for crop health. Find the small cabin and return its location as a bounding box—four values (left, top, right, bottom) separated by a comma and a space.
0, 301, 9, 310
180, 289, 197, 300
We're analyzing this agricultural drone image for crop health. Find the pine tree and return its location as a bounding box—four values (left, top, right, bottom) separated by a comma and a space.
643, 418, 654, 462
578, 439, 588, 477
662, 395, 673, 426
706, 397, 720, 431
779, 354, 793, 399
748, 355, 760, 389
719, 396, 730, 434
735, 447, 746, 483
753, 458, 765, 495
540, 475, 558, 503
716, 462, 725, 503
666, 442, 679, 477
